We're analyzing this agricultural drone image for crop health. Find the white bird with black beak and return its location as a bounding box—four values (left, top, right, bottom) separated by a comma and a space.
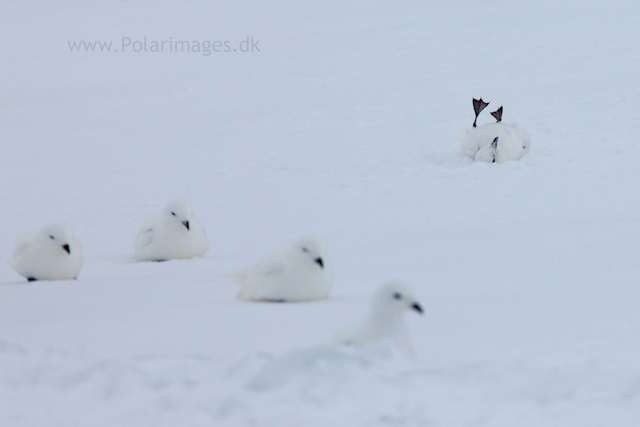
134, 199, 209, 261
333, 282, 423, 359
237, 236, 333, 302
474, 136, 506, 163
11, 223, 83, 281
456, 98, 532, 163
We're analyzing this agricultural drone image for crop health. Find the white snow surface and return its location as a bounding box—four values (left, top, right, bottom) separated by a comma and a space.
2, 0, 640, 425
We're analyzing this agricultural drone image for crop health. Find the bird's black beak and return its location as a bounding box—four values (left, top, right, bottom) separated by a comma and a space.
411, 302, 423, 314
62, 244, 71, 255
491, 136, 499, 163
182, 220, 190, 230
315, 257, 324, 268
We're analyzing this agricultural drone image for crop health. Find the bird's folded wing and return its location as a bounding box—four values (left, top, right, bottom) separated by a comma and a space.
12, 240, 32, 257
12, 231, 37, 258
256, 261, 286, 277
135, 226, 155, 249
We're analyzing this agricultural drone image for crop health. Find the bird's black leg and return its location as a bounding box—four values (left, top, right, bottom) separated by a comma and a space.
472, 98, 489, 127
491, 106, 503, 123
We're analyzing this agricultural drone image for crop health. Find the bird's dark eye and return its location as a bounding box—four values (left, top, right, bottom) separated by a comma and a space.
302, 247, 309, 253
393, 292, 401, 300
49, 235, 55, 240
171, 212, 176, 216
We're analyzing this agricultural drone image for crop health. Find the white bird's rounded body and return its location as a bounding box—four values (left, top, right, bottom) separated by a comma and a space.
459, 122, 531, 163
333, 282, 422, 359
11, 223, 83, 281
134, 200, 209, 261
237, 236, 333, 302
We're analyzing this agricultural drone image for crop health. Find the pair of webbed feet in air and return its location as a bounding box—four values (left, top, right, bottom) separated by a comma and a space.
472, 98, 502, 127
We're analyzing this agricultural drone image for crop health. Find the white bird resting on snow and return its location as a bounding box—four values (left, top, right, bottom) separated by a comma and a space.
11, 222, 83, 281
333, 282, 423, 359
134, 199, 209, 261
453, 98, 532, 164
236, 236, 333, 302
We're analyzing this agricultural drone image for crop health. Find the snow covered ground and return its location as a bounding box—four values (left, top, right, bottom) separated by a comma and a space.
2, 0, 640, 425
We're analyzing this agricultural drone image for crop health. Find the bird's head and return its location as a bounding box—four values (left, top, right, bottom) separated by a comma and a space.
372, 282, 423, 317
163, 199, 194, 231
40, 223, 75, 255
291, 236, 326, 269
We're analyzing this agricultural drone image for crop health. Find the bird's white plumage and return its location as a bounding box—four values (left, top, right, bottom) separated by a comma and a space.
11, 223, 83, 281
237, 236, 333, 302
134, 199, 209, 261
458, 122, 531, 163
333, 282, 423, 359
